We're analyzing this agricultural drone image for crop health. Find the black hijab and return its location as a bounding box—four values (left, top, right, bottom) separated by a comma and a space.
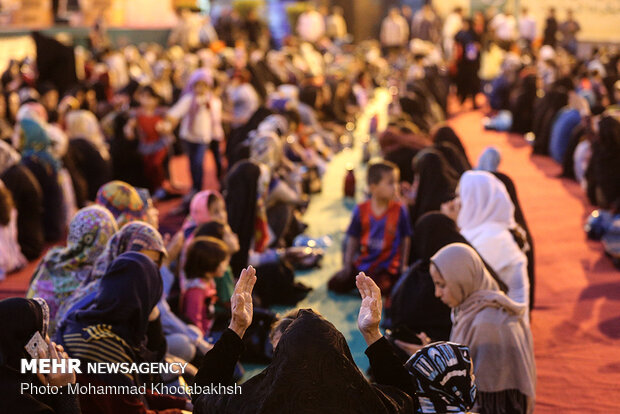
410, 149, 458, 227
200, 309, 414, 413
225, 160, 261, 277
60, 252, 162, 349
432, 126, 471, 169
0, 298, 60, 414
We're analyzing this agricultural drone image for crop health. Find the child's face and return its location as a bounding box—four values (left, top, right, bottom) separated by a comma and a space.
193, 80, 209, 96
223, 224, 240, 254
209, 198, 227, 223
214, 256, 230, 278
371, 170, 399, 202
139, 92, 158, 110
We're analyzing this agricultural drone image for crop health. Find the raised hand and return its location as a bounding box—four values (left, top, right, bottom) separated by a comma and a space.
229, 266, 257, 339
356, 272, 383, 346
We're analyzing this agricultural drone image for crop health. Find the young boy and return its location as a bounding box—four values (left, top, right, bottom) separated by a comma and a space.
329, 160, 411, 293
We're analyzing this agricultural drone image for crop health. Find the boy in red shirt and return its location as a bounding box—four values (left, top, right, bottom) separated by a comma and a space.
329, 160, 411, 293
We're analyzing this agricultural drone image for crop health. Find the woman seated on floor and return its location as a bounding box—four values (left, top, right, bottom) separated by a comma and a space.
455, 170, 530, 312
397, 243, 536, 414
1, 297, 80, 414
192, 266, 478, 414
57, 252, 190, 413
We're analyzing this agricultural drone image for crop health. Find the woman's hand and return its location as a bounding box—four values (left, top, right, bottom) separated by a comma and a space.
228, 266, 257, 339
356, 272, 383, 346
394, 332, 432, 357
42, 340, 76, 387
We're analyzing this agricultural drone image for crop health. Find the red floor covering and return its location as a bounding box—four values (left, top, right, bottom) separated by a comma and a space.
2, 107, 619, 411
449, 108, 620, 412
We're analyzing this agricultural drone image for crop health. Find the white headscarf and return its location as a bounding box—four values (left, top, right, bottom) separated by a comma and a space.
64, 110, 110, 160
457, 171, 529, 307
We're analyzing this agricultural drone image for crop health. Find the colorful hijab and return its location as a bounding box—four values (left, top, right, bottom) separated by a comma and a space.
27, 205, 118, 329
96, 180, 148, 227
19, 118, 60, 174
405, 341, 476, 413
181, 190, 223, 237
55, 221, 166, 325
430, 243, 536, 403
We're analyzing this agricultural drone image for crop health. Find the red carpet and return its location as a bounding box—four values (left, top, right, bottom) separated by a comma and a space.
2, 108, 619, 411
448, 109, 620, 412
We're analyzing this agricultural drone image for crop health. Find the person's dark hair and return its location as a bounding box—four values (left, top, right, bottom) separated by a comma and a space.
184, 236, 229, 279
194, 220, 226, 240
282, 109, 301, 128
299, 86, 318, 108
0, 183, 14, 226
367, 160, 398, 186
269, 309, 303, 344
138, 85, 162, 102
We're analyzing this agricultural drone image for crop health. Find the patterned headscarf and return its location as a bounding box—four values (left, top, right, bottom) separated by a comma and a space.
96, 180, 148, 227
405, 341, 477, 413
55, 221, 166, 327
26, 205, 118, 331
19, 118, 61, 174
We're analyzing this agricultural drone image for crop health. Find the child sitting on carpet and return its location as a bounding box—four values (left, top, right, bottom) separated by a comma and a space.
328, 160, 411, 293
181, 236, 230, 336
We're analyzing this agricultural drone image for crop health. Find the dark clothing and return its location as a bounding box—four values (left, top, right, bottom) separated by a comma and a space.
532, 89, 569, 155
433, 141, 471, 176
193, 310, 414, 413
454, 29, 481, 105
65, 138, 111, 202
510, 74, 538, 134
586, 116, 620, 210
21, 157, 64, 242
1, 164, 45, 260
1, 298, 81, 414
33, 32, 78, 96
491, 172, 536, 310
432, 126, 472, 169
543, 17, 558, 47
410, 149, 458, 228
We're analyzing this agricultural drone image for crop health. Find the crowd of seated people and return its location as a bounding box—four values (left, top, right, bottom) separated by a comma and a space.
8, 2, 620, 413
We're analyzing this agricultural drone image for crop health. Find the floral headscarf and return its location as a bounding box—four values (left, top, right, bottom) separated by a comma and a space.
96, 180, 148, 227
55, 221, 166, 327
26, 205, 118, 332
19, 118, 60, 174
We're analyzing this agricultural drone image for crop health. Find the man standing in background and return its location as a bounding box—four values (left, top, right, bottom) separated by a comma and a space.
559, 9, 580, 56
518, 7, 536, 52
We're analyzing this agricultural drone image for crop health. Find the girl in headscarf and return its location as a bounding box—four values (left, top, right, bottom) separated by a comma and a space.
18, 117, 65, 242
430, 243, 536, 413
1, 297, 80, 414
95, 180, 148, 227
388, 212, 508, 344
27, 205, 118, 333
457, 171, 530, 310
165, 68, 224, 192
55, 221, 167, 326
0, 139, 45, 259
408, 149, 459, 230
405, 341, 477, 413
0, 179, 26, 279
57, 252, 188, 414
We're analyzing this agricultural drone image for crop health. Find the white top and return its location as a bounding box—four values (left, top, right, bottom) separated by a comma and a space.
0, 209, 27, 278
296, 10, 326, 43
168, 93, 224, 144
457, 171, 530, 310
518, 16, 537, 41
380, 15, 409, 47
491, 13, 517, 41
